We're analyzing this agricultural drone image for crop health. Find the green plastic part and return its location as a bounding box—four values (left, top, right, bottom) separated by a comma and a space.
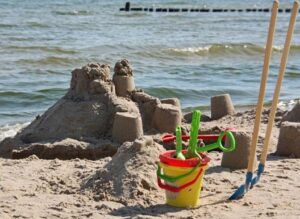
197, 131, 236, 153
175, 126, 186, 160
186, 110, 202, 159
156, 160, 201, 182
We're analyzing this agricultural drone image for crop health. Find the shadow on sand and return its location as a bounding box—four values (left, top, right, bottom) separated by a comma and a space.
108, 203, 183, 217
108, 195, 229, 217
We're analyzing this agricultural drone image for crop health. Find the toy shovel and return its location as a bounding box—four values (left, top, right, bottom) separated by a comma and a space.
197, 131, 236, 153
175, 126, 186, 160
186, 110, 202, 159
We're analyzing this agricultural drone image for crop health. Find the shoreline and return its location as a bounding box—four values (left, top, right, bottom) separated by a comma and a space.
1, 98, 298, 142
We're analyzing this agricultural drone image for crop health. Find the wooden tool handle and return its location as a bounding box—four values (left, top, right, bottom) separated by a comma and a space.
260, 0, 299, 165
247, 0, 279, 173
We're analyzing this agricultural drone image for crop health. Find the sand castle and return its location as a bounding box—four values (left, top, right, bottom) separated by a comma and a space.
0, 59, 183, 159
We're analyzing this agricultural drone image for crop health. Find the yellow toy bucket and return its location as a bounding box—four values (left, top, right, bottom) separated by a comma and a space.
157, 150, 210, 208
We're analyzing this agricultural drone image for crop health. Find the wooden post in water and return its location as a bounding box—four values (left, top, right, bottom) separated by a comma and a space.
125, 2, 130, 11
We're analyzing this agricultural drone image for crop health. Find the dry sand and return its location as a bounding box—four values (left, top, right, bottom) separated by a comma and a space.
0, 151, 299, 218
1, 111, 300, 219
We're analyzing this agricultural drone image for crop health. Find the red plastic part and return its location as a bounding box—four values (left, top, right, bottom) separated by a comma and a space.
157, 168, 203, 192
162, 134, 220, 143
159, 150, 210, 168
161, 128, 235, 143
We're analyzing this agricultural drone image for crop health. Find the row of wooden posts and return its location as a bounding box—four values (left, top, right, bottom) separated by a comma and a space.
120, 2, 297, 13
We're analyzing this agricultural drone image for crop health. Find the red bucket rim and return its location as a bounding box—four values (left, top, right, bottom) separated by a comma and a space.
159, 150, 210, 167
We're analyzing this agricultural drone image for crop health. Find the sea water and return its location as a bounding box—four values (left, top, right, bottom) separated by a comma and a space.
0, 0, 299, 140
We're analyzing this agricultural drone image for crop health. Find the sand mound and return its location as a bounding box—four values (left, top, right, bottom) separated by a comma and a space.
11, 138, 118, 160
83, 136, 165, 206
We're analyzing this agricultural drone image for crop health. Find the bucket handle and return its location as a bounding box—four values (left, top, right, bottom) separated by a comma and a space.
156, 161, 201, 182
157, 168, 204, 193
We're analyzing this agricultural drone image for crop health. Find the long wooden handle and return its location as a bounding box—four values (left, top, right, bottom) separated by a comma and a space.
247, 0, 279, 173
260, 0, 299, 165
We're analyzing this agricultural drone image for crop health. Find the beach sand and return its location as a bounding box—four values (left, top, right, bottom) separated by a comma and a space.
1, 110, 299, 219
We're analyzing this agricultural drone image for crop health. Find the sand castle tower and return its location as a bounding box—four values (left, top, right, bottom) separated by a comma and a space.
282, 102, 300, 123
221, 130, 256, 169
113, 59, 135, 97
211, 94, 235, 120
276, 103, 300, 158
112, 112, 144, 143
153, 103, 182, 133
276, 122, 300, 158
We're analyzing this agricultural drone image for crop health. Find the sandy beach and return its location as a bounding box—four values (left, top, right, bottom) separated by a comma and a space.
1, 104, 300, 218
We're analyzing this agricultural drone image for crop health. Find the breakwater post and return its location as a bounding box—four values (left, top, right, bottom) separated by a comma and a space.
120, 2, 298, 13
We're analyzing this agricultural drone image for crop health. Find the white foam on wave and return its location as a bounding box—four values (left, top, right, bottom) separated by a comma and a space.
171, 46, 211, 53
168, 44, 252, 55
169, 44, 288, 54
272, 45, 284, 51
0, 122, 29, 142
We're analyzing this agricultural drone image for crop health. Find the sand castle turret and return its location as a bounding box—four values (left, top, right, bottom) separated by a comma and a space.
113, 59, 135, 97
276, 122, 300, 158
153, 103, 182, 133
211, 94, 235, 120
221, 130, 256, 169
155, 98, 182, 133
112, 112, 143, 143
276, 102, 300, 158
161, 98, 181, 108
69, 63, 114, 99
282, 102, 300, 123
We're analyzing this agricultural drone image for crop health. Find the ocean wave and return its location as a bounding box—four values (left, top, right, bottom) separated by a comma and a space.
0, 23, 18, 28
26, 22, 50, 28
116, 12, 149, 17
5, 45, 78, 54
182, 98, 299, 113
166, 44, 300, 57
0, 122, 29, 142
52, 10, 91, 16
8, 36, 36, 42
17, 56, 86, 66
285, 71, 300, 78
144, 86, 250, 99
0, 90, 63, 101
0, 91, 27, 97
36, 88, 67, 95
